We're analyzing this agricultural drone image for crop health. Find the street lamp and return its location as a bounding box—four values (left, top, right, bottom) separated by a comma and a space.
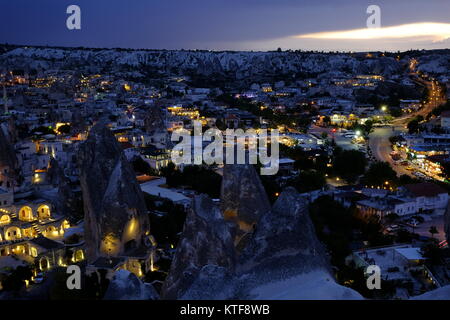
381, 105, 387, 112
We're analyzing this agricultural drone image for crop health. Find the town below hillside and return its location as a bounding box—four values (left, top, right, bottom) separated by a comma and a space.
0, 45, 450, 300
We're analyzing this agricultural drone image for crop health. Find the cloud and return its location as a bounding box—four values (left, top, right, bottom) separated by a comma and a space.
294, 22, 450, 42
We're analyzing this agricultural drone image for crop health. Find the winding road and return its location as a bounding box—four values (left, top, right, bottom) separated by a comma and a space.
369, 74, 447, 177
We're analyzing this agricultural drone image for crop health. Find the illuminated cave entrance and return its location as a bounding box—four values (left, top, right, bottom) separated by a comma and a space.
30, 247, 38, 258
62, 220, 70, 229
19, 206, 33, 221
39, 257, 50, 271
60, 220, 70, 234
5, 226, 21, 241
101, 234, 120, 256
73, 249, 84, 262
37, 205, 51, 220
45, 226, 58, 238
0, 215, 10, 226
11, 245, 25, 255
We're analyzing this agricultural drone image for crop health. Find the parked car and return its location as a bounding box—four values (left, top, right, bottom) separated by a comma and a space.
386, 225, 400, 233
33, 273, 45, 284
414, 172, 426, 178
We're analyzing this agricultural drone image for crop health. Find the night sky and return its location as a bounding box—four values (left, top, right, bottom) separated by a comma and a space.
1, 0, 449, 51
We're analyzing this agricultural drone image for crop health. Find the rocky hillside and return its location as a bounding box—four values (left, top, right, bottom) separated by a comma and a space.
446, 201, 450, 249
161, 194, 236, 299
0, 47, 415, 79
164, 166, 363, 300
104, 270, 159, 300
0, 123, 17, 171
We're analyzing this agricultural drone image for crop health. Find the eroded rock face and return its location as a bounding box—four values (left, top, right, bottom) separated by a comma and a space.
46, 158, 64, 187
0, 124, 17, 170
220, 164, 271, 249
57, 179, 82, 223
45, 158, 82, 223
179, 265, 235, 300
238, 187, 330, 275
71, 109, 86, 134
177, 187, 362, 300
2, 48, 410, 80
412, 285, 450, 300
0, 124, 18, 189
78, 123, 150, 262
144, 107, 166, 134
104, 270, 159, 300
445, 201, 450, 247
161, 194, 235, 299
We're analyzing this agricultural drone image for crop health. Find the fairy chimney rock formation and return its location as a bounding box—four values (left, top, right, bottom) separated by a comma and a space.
162, 194, 235, 299
78, 123, 150, 262
220, 164, 271, 249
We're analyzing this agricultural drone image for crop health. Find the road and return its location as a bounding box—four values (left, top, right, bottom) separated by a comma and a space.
369, 126, 412, 177
369, 75, 447, 178
391, 76, 445, 127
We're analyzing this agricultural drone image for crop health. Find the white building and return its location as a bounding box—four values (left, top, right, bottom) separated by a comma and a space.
398, 183, 449, 214
357, 183, 449, 217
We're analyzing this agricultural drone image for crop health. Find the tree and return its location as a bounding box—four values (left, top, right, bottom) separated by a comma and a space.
259, 173, 281, 204
407, 119, 420, 134
361, 162, 397, 187
429, 226, 439, 239
363, 120, 374, 135
333, 149, 367, 183
421, 241, 444, 265
31, 126, 56, 136
397, 229, 414, 243
407, 115, 424, 134
146, 196, 187, 246
161, 164, 222, 198
441, 162, 450, 179
309, 196, 354, 266
131, 157, 158, 176
160, 162, 182, 187
290, 170, 326, 193
57, 124, 71, 135
398, 174, 418, 186
389, 107, 402, 118
358, 214, 393, 247
431, 101, 450, 117
2, 265, 33, 292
